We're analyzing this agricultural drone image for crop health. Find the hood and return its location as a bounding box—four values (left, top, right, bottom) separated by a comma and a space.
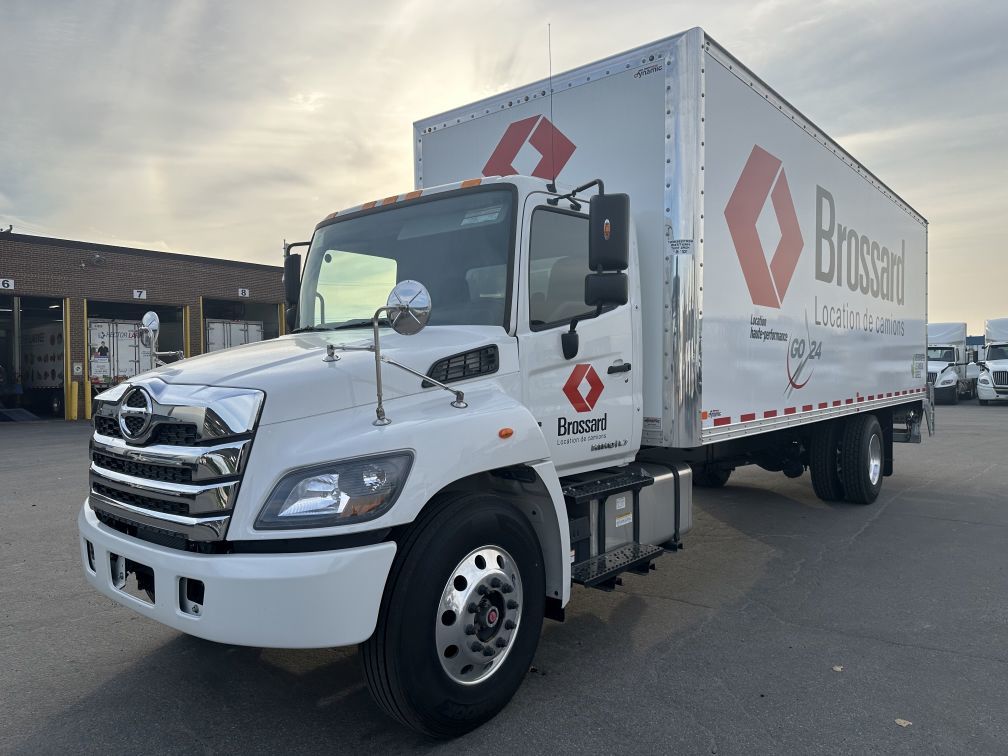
142, 326, 514, 425
927, 361, 956, 374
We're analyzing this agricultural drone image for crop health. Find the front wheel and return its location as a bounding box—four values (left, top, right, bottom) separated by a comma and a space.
840, 414, 884, 505
360, 493, 545, 738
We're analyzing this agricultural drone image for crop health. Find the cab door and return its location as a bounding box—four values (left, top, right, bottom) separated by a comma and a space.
517, 197, 642, 475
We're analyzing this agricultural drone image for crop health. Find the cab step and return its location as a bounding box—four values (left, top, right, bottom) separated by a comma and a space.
571, 542, 665, 591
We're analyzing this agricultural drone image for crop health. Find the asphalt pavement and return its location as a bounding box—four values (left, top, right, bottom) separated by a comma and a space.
2, 401, 1006, 754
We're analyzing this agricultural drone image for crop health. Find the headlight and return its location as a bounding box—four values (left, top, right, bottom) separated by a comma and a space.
255, 452, 413, 529
979, 375, 991, 385
938, 376, 956, 386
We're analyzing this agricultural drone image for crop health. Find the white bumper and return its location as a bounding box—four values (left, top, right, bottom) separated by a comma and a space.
78, 502, 396, 648
977, 381, 1008, 401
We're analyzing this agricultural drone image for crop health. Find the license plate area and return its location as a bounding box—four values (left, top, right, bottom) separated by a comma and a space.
109, 553, 155, 605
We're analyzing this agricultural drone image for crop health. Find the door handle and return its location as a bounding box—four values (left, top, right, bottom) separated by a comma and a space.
607, 362, 631, 374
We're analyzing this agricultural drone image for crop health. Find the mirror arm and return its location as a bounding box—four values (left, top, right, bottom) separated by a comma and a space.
372, 305, 394, 426
382, 357, 467, 408
547, 178, 605, 206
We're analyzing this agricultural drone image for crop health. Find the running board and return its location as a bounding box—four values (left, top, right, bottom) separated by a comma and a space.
571, 542, 665, 591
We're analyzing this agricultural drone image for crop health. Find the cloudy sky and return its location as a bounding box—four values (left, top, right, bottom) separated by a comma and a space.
2, 0, 1005, 331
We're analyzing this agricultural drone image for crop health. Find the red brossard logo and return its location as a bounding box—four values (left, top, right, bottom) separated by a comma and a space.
483, 116, 576, 178
724, 145, 805, 309
558, 364, 606, 438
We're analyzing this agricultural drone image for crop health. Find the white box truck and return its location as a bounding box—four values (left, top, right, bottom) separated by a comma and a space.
978, 317, 1008, 404
88, 319, 154, 387
205, 319, 264, 353
77, 28, 930, 737
927, 322, 972, 402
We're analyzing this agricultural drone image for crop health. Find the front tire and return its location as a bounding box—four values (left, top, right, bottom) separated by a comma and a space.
360, 493, 545, 738
840, 414, 884, 505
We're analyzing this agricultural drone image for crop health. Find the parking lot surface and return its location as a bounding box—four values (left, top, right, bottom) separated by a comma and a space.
2, 402, 1006, 754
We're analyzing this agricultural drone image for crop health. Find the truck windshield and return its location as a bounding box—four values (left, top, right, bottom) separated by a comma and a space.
298, 189, 514, 330
927, 347, 955, 363
987, 345, 1008, 361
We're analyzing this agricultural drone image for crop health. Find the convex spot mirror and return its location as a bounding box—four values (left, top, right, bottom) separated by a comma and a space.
386, 280, 431, 336
140, 311, 160, 349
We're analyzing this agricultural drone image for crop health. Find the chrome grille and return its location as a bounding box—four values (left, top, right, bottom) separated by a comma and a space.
927, 371, 937, 384
88, 380, 263, 546
993, 371, 1008, 387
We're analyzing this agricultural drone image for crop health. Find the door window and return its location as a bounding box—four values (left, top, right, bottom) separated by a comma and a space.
528, 209, 595, 330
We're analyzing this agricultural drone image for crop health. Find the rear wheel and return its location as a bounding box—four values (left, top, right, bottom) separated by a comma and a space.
809, 422, 844, 502
979, 399, 989, 406
840, 414, 884, 505
360, 493, 545, 738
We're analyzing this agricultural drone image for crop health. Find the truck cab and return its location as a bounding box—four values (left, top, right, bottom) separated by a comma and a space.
78, 175, 684, 738
978, 317, 1008, 404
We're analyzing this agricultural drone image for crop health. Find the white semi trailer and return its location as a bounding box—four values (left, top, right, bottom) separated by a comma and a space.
978, 317, 1008, 404
927, 322, 971, 403
77, 28, 930, 737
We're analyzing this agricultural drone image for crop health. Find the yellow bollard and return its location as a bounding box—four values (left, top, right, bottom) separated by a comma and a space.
69, 381, 79, 421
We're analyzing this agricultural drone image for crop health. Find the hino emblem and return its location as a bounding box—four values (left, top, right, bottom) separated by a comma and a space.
118, 387, 153, 440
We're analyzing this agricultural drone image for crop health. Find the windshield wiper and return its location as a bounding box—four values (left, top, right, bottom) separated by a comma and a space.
328, 318, 389, 331
291, 325, 333, 333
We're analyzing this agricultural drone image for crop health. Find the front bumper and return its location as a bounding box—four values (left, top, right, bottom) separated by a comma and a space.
79, 501, 396, 648
977, 382, 1008, 402
933, 384, 958, 403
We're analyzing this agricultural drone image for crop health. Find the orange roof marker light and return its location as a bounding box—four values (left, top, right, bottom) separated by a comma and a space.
382, 195, 399, 206
498, 427, 514, 439
404, 190, 423, 200
460, 178, 482, 188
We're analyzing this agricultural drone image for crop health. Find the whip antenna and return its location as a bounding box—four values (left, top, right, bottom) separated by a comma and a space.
547, 24, 557, 193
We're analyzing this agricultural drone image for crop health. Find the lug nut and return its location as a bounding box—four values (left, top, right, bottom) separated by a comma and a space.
490, 577, 501, 588
470, 641, 483, 652
504, 619, 516, 630
482, 647, 495, 657
464, 624, 476, 635
467, 602, 478, 613
507, 599, 519, 610
495, 637, 507, 648
477, 585, 488, 596
501, 584, 513, 594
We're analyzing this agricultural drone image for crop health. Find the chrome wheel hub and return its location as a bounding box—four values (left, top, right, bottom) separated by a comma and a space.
436, 545, 523, 685
868, 432, 882, 486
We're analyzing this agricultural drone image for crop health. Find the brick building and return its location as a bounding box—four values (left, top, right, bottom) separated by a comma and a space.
0, 232, 284, 420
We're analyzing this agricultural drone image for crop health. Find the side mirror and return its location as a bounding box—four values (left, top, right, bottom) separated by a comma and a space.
585, 272, 628, 308
139, 311, 160, 349
283, 253, 301, 333
588, 193, 630, 272
385, 280, 431, 336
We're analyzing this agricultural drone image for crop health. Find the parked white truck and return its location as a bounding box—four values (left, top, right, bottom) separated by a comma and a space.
927, 322, 972, 403
978, 317, 1008, 404
77, 28, 930, 737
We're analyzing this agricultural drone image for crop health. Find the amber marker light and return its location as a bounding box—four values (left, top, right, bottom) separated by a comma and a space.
498, 428, 514, 439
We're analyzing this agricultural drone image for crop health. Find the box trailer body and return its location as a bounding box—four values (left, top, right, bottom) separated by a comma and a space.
205, 319, 264, 353
87, 318, 153, 386
979, 317, 1008, 403
927, 322, 971, 402
77, 27, 932, 738
416, 28, 928, 450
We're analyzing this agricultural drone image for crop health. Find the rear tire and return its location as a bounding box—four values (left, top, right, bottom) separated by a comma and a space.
979, 399, 989, 406
360, 493, 545, 738
809, 422, 844, 502
840, 414, 884, 505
